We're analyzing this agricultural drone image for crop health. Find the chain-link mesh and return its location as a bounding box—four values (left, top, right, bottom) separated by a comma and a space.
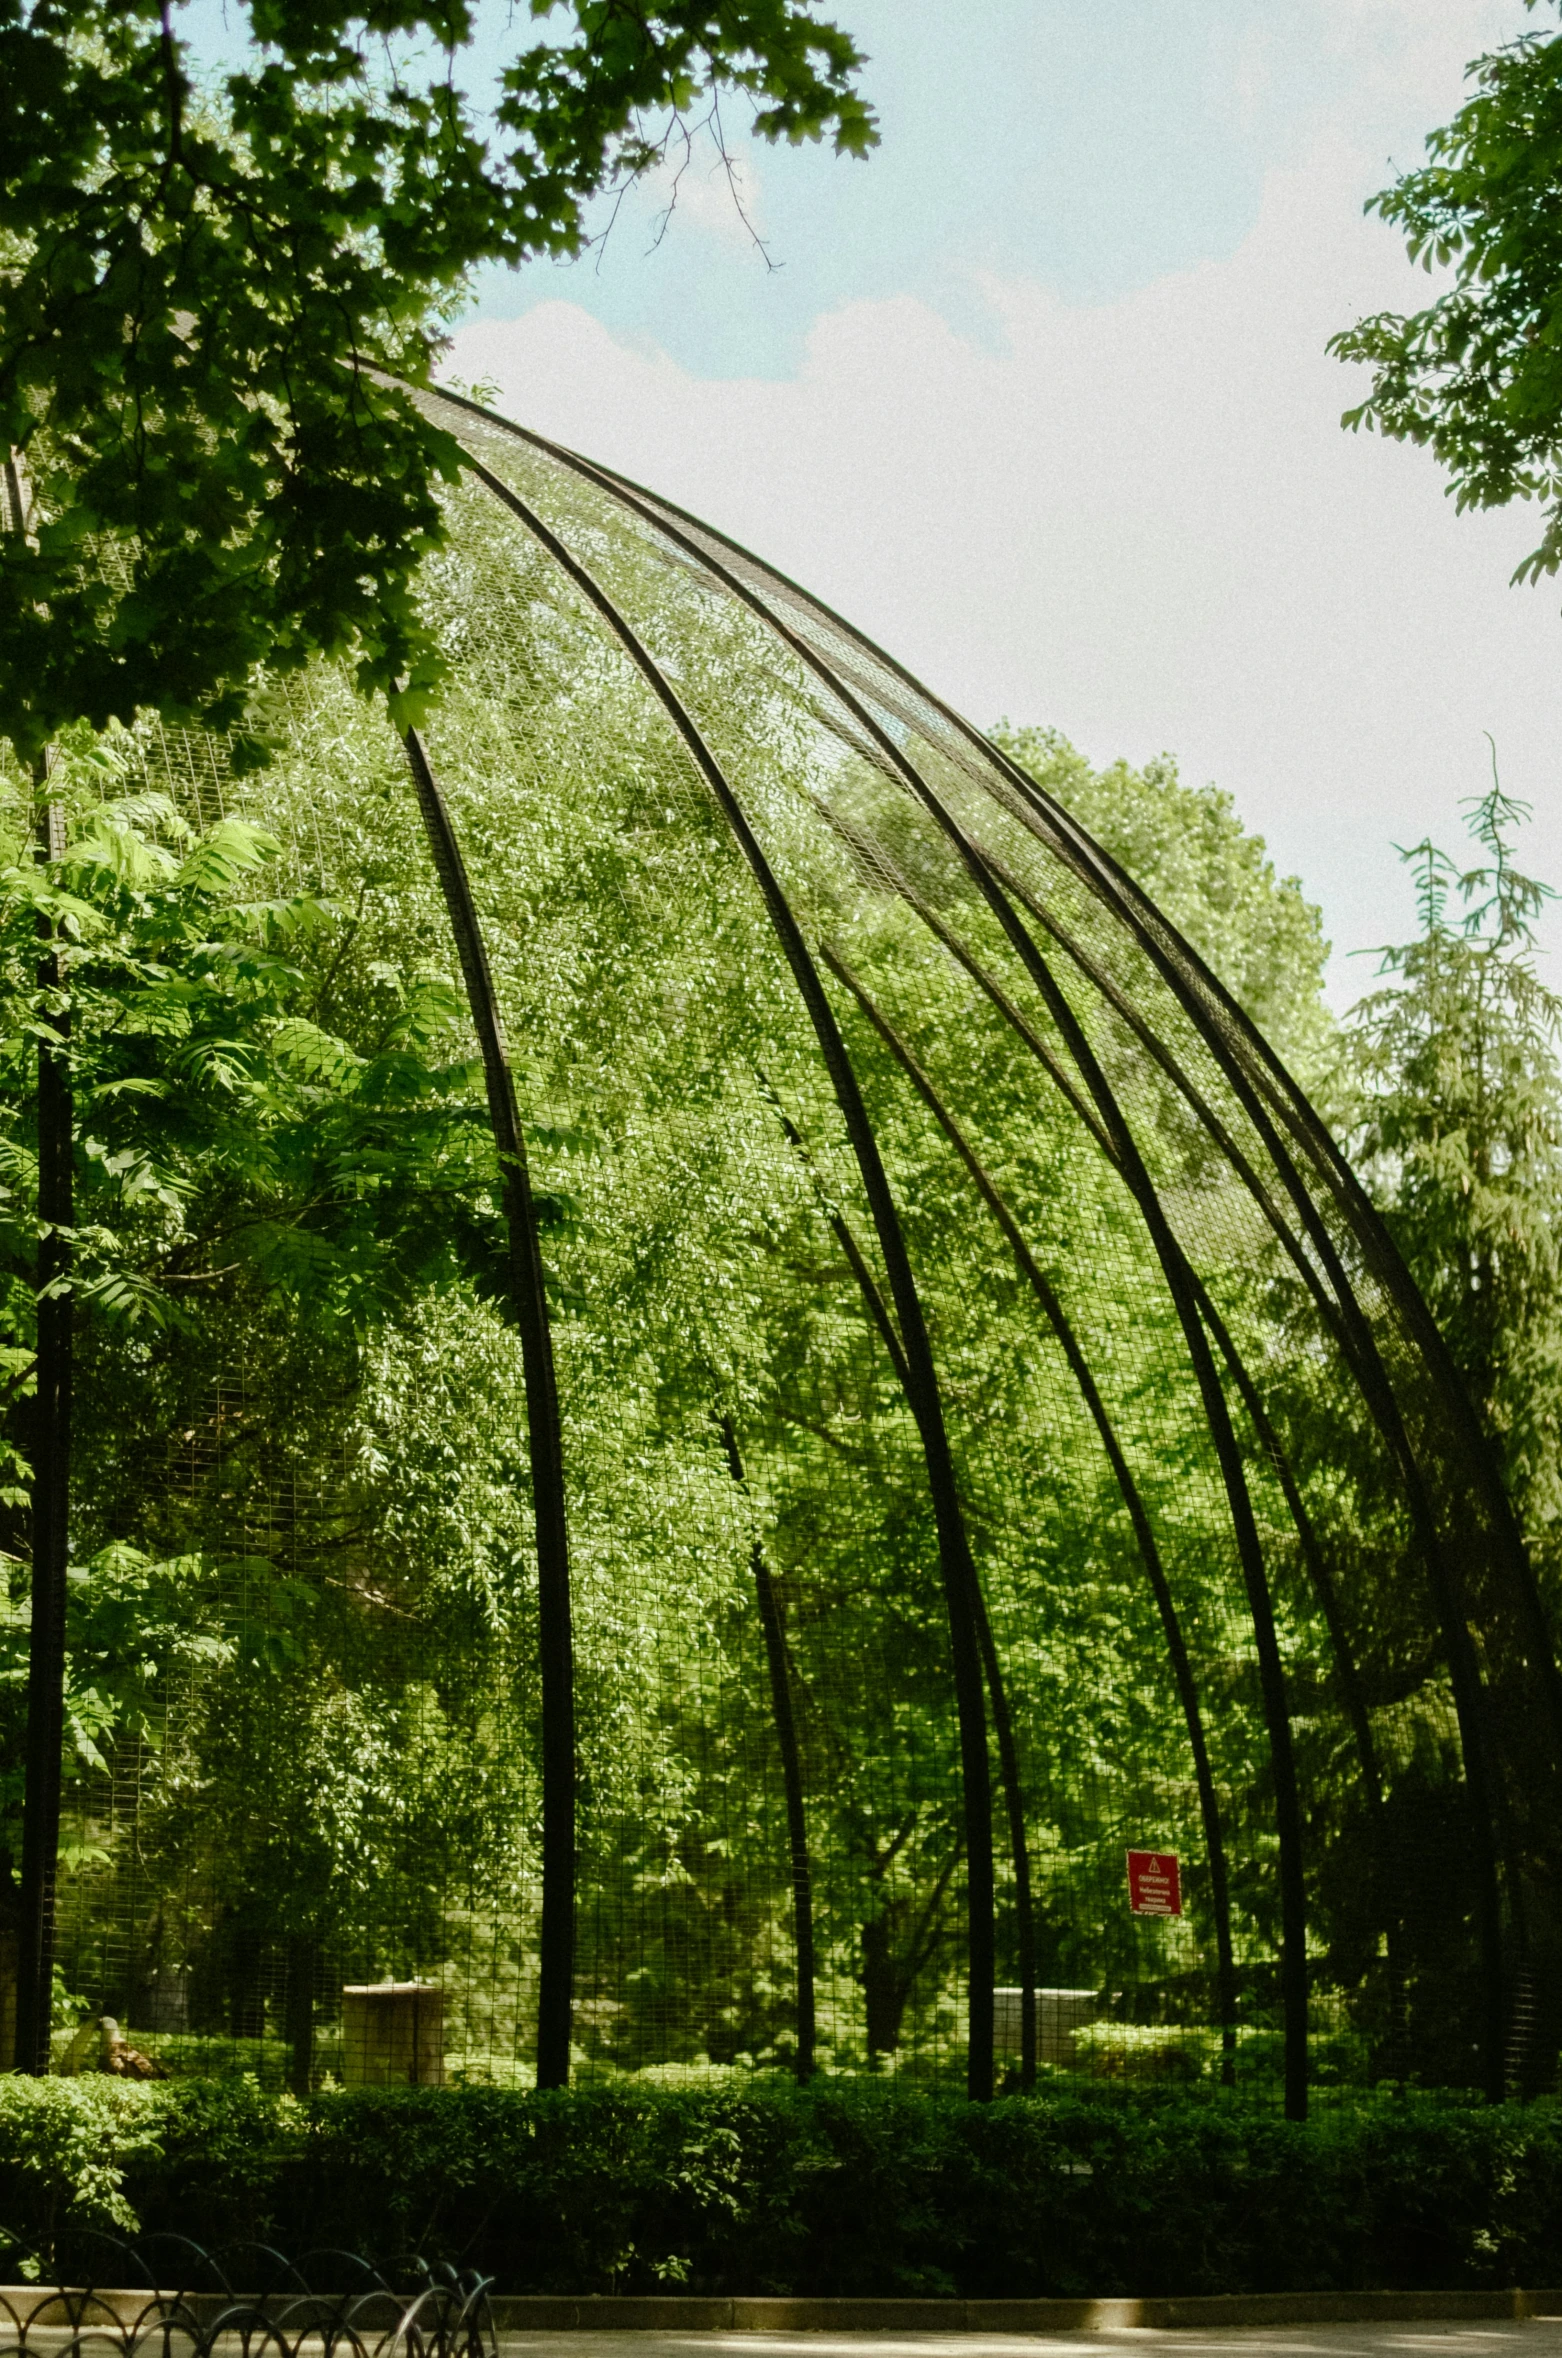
15, 384, 1558, 2109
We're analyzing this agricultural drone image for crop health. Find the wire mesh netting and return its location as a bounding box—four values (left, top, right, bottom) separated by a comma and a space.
4, 385, 1561, 2109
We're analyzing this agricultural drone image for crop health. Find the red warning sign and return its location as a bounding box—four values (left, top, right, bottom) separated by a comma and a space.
1126, 1849, 1182, 1916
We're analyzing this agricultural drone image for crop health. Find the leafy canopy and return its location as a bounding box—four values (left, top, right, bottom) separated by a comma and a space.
0, 727, 495, 1345
1330, 2, 1562, 583
0, 723, 514, 1865
991, 724, 1337, 1094
0, 0, 875, 761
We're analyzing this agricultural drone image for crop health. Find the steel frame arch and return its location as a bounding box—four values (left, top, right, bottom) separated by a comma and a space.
436, 409, 1312, 2115
451, 382, 1560, 1765
409, 379, 1562, 2107
399, 727, 577, 2091
23, 367, 1557, 2103
820, 941, 1241, 2081
458, 452, 1002, 2100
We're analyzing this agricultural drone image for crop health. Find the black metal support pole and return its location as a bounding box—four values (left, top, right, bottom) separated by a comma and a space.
464, 461, 996, 2097
401, 727, 576, 2092
831, 1282, 1033, 2089
823, 947, 1240, 2083
790, 1172, 1038, 2093
16, 788, 70, 2075
1190, 1277, 1406, 2066
771, 1090, 1030, 2076
982, 911, 1310, 2119
718, 1417, 817, 2081
1191, 1282, 1383, 1804
284, 1935, 317, 2098
977, 812, 1511, 2096
500, 438, 1292, 2106
970, 1600, 1038, 2089
435, 385, 1533, 2108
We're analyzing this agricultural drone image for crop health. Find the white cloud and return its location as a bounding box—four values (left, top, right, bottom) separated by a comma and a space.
447, 122, 1562, 1002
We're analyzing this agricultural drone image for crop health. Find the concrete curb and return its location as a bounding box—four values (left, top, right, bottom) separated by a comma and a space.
486, 2289, 1562, 2331
7, 2287, 1562, 2335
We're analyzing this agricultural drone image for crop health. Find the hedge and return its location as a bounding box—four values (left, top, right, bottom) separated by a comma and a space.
4, 2077, 1562, 2298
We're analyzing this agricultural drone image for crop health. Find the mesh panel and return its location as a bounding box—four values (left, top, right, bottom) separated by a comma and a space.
15, 383, 1559, 2106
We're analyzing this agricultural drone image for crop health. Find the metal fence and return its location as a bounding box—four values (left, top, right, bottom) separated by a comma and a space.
5, 386, 1560, 2114
0, 2238, 494, 2358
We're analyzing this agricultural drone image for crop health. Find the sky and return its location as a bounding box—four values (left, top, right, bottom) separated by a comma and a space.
444, 0, 1559, 1009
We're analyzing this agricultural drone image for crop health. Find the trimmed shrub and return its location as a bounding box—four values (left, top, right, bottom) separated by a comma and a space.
3, 2077, 1562, 2297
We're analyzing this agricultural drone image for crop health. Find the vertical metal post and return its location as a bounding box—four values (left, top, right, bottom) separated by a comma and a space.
463, 463, 997, 2097
401, 727, 576, 2091
970, 1604, 1038, 2089
284, 1934, 317, 2097
823, 948, 1240, 2082
1007, 926, 1310, 2118
15, 784, 70, 2075
718, 1417, 816, 2080
799, 1175, 1037, 2093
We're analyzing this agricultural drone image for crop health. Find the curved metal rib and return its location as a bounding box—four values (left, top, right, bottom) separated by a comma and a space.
813, 748, 1508, 2054
432, 388, 1558, 1740
821, 942, 1240, 2079
976, 762, 1514, 2091
992, 896, 1309, 2115
401, 727, 576, 2091
717, 1413, 817, 2081
1190, 1272, 1406, 2064
777, 1120, 1040, 2093
16, 772, 70, 2077
974, 829, 1441, 1796
1188, 1278, 1383, 1807
827, 817, 1386, 1820
975, 844, 1323, 1290
958, 714, 1541, 2082
816, 784, 1388, 1843
801, 788, 1393, 1931
448, 429, 1308, 2114
461, 458, 999, 2098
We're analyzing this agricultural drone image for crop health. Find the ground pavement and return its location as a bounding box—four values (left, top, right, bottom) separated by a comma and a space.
496, 2327, 1562, 2358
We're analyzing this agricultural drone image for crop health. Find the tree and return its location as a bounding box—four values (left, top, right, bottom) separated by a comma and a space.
991, 726, 1338, 1093
0, 0, 875, 2076
0, 723, 510, 2070
1347, 758, 1562, 1580
0, 731, 494, 1340
0, 0, 875, 762
1329, 3, 1562, 585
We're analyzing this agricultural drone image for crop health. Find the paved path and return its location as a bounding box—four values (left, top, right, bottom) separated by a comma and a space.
496, 2328, 1562, 2358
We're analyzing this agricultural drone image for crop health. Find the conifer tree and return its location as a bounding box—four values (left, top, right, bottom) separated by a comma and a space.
1349, 754, 1562, 1576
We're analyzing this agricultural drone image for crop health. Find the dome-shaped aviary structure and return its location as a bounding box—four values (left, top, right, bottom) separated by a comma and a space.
17, 386, 1562, 2113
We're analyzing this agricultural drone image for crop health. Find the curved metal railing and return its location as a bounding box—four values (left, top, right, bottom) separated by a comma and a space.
0, 2238, 495, 2358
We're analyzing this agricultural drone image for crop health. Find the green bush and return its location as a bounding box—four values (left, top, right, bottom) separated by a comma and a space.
4, 2076, 1562, 2297
1068, 2023, 1210, 2081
